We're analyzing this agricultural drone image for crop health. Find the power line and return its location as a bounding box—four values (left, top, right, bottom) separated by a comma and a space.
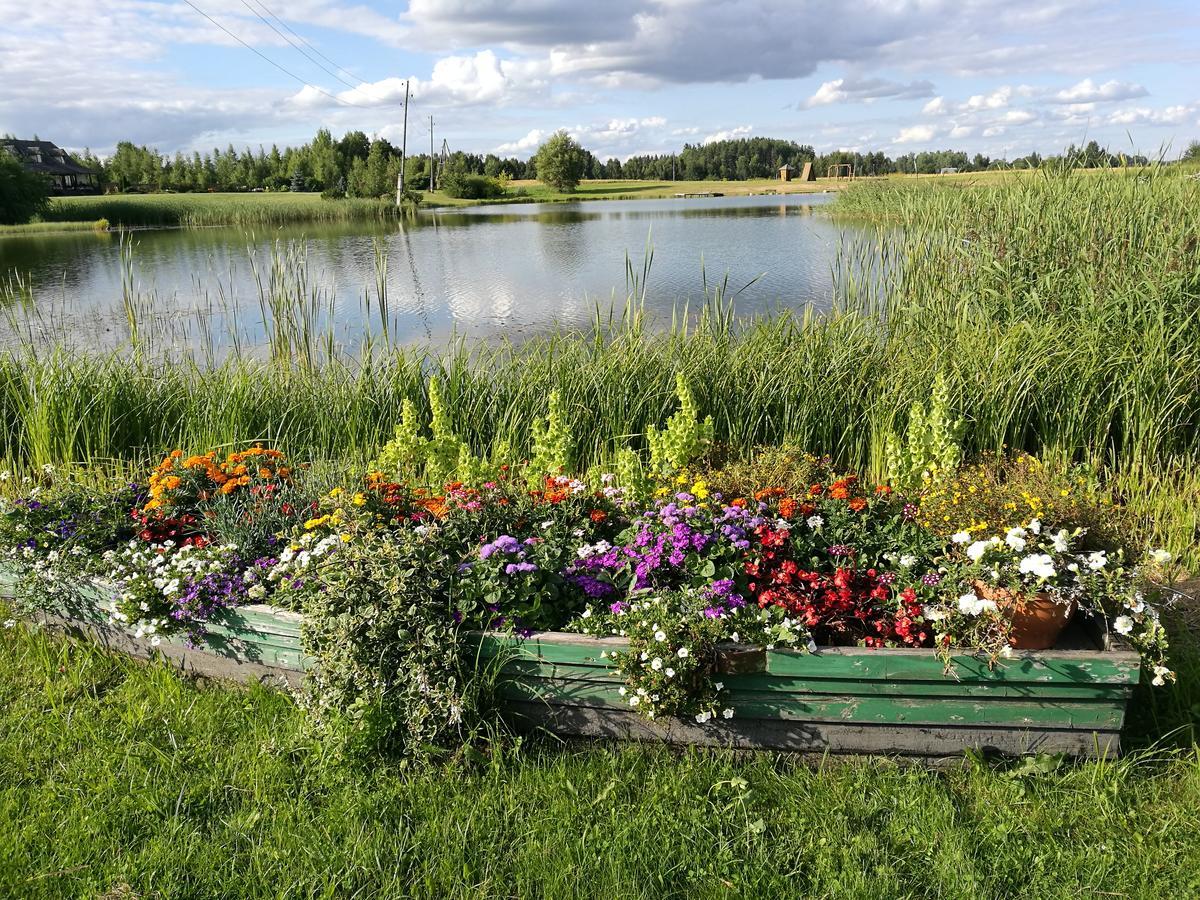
238, 0, 361, 90
244, 0, 368, 87
178, 0, 374, 110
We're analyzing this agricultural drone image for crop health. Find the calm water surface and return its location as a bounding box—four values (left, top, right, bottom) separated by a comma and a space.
0, 193, 870, 352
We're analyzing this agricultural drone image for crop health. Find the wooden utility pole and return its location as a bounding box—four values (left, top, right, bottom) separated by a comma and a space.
429, 115, 435, 192
396, 79, 410, 205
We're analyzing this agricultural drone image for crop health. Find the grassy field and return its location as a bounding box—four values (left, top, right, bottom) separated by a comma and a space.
2, 609, 1199, 899
46, 192, 400, 228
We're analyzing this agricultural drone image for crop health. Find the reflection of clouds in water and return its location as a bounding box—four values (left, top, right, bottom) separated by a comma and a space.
0, 194, 876, 355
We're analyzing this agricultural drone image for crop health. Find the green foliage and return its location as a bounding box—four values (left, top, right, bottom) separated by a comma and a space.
374, 397, 426, 479
885, 373, 964, 491
0, 151, 50, 225
528, 390, 571, 484
372, 379, 486, 486
534, 130, 587, 193
647, 373, 715, 476
614, 448, 651, 500
440, 171, 506, 200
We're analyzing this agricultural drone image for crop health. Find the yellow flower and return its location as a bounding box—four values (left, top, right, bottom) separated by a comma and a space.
340, 533, 352, 543
691, 480, 709, 500
328, 487, 344, 498
352, 492, 367, 507
304, 515, 330, 530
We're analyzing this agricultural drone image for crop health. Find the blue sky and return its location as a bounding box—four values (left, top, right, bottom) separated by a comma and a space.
1, 0, 1197, 160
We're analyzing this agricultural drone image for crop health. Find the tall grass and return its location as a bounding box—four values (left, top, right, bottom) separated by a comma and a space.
1, 165, 1197, 558
44, 193, 401, 228
0, 219, 109, 237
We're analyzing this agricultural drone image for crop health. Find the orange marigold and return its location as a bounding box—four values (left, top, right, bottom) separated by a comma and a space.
778, 497, 798, 519
848, 497, 868, 512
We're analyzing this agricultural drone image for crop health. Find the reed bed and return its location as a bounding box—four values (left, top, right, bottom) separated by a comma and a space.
44, 193, 400, 228
0, 219, 109, 237
1, 165, 1197, 560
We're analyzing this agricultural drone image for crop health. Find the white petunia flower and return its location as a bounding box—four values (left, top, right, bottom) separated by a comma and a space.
1019, 554, 1056, 579
1050, 530, 1070, 553
951, 531, 972, 544
898, 554, 917, 568
677, 647, 690, 658
653, 630, 666, 642
651, 657, 663, 671
1005, 527, 1027, 552
694, 711, 712, 724
1028, 519, 1042, 535
966, 541, 992, 562
1149, 548, 1173, 565
1112, 615, 1134, 636
722, 708, 734, 719
1086, 551, 1108, 571
665, 667, 675, 678
806, 515, 823, 529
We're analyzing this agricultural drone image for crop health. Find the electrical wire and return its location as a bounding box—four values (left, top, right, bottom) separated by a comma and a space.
178, 0, 378, 109
237, 0, 361, 90
244, 0, 368, 87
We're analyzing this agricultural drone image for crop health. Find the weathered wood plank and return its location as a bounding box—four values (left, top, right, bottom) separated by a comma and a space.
503, 700, 1122, 758
498, 660, 1135, 700
30, 609, 304, 689
497, 680, 1127, 729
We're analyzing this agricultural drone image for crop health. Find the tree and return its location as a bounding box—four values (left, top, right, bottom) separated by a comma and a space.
1183, 141, 1200, 163
534, 130, 587, 192
0, 151, 50, 224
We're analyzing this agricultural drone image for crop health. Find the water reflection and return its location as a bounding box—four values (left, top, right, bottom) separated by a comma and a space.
0, 193, 870, 353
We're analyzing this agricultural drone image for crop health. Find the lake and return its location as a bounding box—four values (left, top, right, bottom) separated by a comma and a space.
0, 193, 871, 354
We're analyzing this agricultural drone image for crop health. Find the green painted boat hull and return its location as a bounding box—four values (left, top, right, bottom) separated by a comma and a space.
3, 573, 1140, 758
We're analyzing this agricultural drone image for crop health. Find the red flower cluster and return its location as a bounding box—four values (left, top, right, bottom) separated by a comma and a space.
130, 507, 208, 547
745, 524, 932, 648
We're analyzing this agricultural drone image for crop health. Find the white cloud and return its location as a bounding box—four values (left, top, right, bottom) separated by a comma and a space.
1052, 78, 1148, 103
303, 51, 550, 110
893, 125, 938, 144
922, 97, 948, 115
1106, 104, 1194, 126
494, 129, 547, 154
702, 125, 754, 144
964, 86, 1013, 111
803, 77, 934, 107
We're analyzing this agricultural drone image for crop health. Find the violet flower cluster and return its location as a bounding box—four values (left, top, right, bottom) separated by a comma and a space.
566, 496, 768, 599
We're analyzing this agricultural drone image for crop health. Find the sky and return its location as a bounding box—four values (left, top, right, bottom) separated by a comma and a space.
1, 0, 1198, 162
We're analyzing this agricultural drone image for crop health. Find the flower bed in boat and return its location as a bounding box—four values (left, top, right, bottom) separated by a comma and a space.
7, 575, 1140, 759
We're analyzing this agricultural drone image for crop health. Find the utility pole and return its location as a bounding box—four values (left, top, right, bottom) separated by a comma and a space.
429, 115, 435, 192
395, 79, 409, 206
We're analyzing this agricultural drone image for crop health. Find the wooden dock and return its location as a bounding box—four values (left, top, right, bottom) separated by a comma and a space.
673, 191, 724, 198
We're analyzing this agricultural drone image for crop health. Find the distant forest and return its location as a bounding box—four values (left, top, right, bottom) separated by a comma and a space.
59, 130, 1154, 196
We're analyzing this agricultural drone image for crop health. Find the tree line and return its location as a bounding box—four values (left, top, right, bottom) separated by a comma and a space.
9, 129, 1175, 204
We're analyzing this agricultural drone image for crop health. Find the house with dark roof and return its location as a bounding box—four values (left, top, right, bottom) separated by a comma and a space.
0, 139, 100, 194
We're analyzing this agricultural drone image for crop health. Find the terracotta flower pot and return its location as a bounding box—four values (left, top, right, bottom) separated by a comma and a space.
972, 581, 1075, 650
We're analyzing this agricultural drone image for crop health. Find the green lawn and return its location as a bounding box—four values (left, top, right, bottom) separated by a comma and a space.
423, 177, 839, 207
3, 608, 1200, 899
